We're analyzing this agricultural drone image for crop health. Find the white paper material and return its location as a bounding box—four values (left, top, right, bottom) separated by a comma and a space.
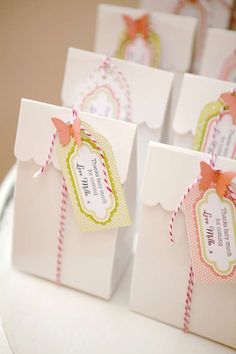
62, 48, 173, 129
13, 99, 137, 300
139, 0, 234, 72
130, 142, 236, 348
0, 321, 12, 354
200, 28, 236, 82
95, 4, 197, 72
139, 0, 233, 31
61, 47, 173, 195
172, 73, 236, 149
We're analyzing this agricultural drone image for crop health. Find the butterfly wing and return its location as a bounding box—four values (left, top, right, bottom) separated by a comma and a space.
72, 118, 81, 146
217, 171, 236, 197
220, 92, 236, 121
123, 15, 136, 39
199, 161, 215, 191
51, 117, 70, 146
138, 14, 148, 39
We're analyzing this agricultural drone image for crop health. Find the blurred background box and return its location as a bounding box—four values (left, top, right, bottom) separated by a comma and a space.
0, 0, 137, 182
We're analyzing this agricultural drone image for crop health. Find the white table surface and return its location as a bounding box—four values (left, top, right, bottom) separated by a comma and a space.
0, 168, 235, 354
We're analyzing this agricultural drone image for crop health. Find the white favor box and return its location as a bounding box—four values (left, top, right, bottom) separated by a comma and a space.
130, 142, 236, 348
61, 48, 173, 190
139, 0, 233, 29
200, 28, 236, 82
12, 99, 137, 300
94, 5, 196, 151
172, 73, 236, 149
140, 0, 234, 72
95, 4, 197, 73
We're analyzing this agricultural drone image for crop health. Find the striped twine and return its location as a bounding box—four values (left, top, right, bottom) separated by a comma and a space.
168, 174, 201, 243
100, 56, 131, 121
56, 176, 67, 285
33, 132, 57, 178
183, 265, 194, 332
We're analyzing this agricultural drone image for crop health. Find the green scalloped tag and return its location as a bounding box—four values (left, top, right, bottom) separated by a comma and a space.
193, 101, 236, 159
115, 32, 161, 68
56, 121, 131, 232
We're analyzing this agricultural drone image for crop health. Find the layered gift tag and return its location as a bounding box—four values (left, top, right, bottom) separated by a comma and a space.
52, 117, 130, 232
183, 161, 236, 284
13, 99, 137, 299
193, 92, 236, 159
114, 13, 161, 67
73, 58, 130, 120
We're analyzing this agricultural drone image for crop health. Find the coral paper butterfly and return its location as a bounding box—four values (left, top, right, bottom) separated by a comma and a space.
199, 161, 236, 197
52, 117, 81, 146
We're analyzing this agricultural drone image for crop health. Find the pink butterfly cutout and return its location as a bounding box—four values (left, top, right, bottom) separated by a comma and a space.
52, 117, 81, 146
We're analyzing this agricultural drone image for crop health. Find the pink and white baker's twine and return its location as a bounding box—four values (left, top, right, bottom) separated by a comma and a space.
33, 132, 57, 178
168, 174, 201, 243
94, 56, 131, 120
183, 265, 194, 332
56, 176, 67, 285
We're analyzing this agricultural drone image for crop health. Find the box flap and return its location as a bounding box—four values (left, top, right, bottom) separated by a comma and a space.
61, 48, 174, 129
141, 142, 236, 211
14, 99, 137, 184
200, 28, 236, 80
95, 4, 197, 72
173, 74, 236, 135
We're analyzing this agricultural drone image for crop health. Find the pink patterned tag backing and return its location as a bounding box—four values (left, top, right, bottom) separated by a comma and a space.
183, 183, 236, 283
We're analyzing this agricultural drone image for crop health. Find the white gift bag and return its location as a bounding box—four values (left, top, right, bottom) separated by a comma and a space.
130, 141, 236, 348
140, 0, 233, 29
172, 73, 236, 152
12, 99, 137, 300
61, 48, 173, 193
95, 4, 197, 72
139, 0, 234, 72
200, 28, 236, 82
95, 4, 196, 144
